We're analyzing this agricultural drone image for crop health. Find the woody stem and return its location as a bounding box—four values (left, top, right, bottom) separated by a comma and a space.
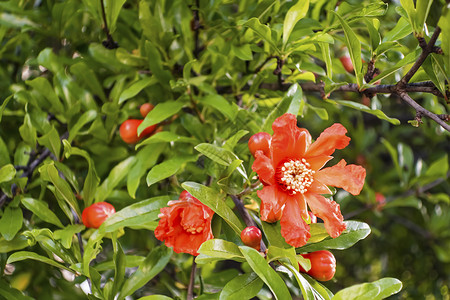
187, 257, 197, 300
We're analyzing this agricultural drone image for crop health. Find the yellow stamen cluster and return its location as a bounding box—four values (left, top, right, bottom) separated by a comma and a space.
183, 224, 204, 234
279, 158, 315, 194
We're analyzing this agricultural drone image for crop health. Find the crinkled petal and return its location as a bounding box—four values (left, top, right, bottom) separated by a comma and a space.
271, 114, 311, 166
315, 159, 366, 195
307, 155, 333, 171
252, 150, 276, 185
307, 180, 332, 195
280, 196, 310, 247
305, 193, 346, 238
305, 124, 350, 157
257, 185, 288, 223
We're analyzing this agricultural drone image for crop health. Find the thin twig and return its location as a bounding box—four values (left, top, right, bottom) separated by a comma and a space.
397, 92, 450, 131
399, 27, 441, 86
187, 256, 197, 300
191, 0, 202, 58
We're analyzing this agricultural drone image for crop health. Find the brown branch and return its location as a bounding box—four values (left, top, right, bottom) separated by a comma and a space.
187, 257, 196, 300
396, 92, 450, 131
191, 0, 203, 58
399, 27, 441, 86
230, 195, 267, 253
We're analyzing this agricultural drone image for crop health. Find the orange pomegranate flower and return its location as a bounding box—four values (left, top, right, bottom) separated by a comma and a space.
252, 113, 366, 247
155, 191, 214, 255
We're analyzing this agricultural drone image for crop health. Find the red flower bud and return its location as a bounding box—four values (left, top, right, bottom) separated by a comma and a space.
298, 250, 336, 281
241, 226, 262, 251
248, 132, 271, 158
82, 202, 116, 229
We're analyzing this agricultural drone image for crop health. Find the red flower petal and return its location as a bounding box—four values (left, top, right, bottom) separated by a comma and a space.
252, 150, 276, 186
280, 196, 310, 247
307, 180, 331, 195
307, 155, 333, 171
257, 185, 288, 223
315, 159, 366, 195
305, 193, 346, 238
305, 124, 350, 157
271, 114, 311, 167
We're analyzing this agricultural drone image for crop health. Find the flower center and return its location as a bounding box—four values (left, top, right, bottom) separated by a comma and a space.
182, 224, 204, 234
277, 158, 315, 194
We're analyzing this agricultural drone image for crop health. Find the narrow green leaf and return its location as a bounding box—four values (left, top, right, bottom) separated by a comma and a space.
145, 41, 173, 86
26, 77, 64, 113
243, 18, 279, 53
438, 7, 450, 79
103, 196, 169, 232
95, 156, 136, 203
70, 62, 106, 101
325, 99, 400, 125
299, 221, 371, 252
41, 162, 81, 217
283, 0, 310, 46
68, 110, 97, 143
146, 155, 197, 186
219, 272, 264, 300
197, 239, 245, 263
332, 277, 402, 300
333, 12, 363, 87
118, 77, 158, 104
21, 197, 64, 228
112, 238, 126, 296
54, 225, 84, 248
281, 264, 315, 300
0, 95, 13, 124
0, 235, 29, 253
104, 0, 126, 34
239, 246, 292, 300
118, 246, 173, 299
138, 101, 185, 135
382, 17, 412, 42
182, 182, 244, 234
7, 251, 73, 272
415, 0, 433, 37
198, 94, 238, 121
0, 280, 34, 300
319, 42, 332, 78
37, 126, 61, 159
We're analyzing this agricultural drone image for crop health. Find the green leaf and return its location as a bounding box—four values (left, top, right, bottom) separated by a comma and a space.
136, 131, 196, 149
197, 239, 245, 264
138, 101, 185, 135
146, 155, 197, 187
104, 0, 126, 34
182, 182, 244, 234
280, 264, 315, 300
144, 41, 173, 86
0, 95, 13, 124
332, 277, 402, 300
137, 296, 173, 300
54, 224, 84, 249
26, 77, 64, 114
232, 44, 253, 61
333, 12, 363, 87
112, 238, 126, 296
68, 110, 97, 143
0, 235, 29, 253
239, 246, 292, 300
382, 17, 411, 42
319, 42, 332, 78
118, 246, 173, 299
299, 221, 371, 252
37, 126, 61, 159
19, 114, 37, 149
198, 94, 238, 121
95, 156, 136, 203
363, 18, 381, 52
283, 0, 310, 46
21, 197, 64, 228
63, 141, 99, 206
128, 143, 165, 198
325, 99, 400, 125
7, 251, 74, 272
40, 162, 81, 217
0, 280, 34, 300
262, 84, 304, 133
0, 164, 15, 183
70, 62, 106, 102
415, 0, 433, 37
118, 77, 158, 104
242, 18, 279, 53
0, 206, 23, 241
103, 196, 169, 232
438, 7, 450, 79
219, 272, 264, 300
261, 221, 291, 249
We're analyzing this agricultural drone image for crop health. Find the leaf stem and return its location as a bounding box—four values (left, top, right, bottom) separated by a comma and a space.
187, 256, 197, 300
